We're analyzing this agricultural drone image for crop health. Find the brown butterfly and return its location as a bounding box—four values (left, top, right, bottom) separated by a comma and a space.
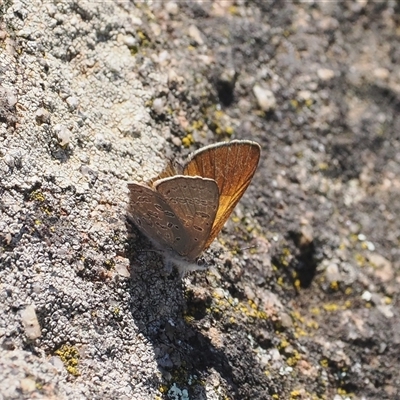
128, 140, 261, 271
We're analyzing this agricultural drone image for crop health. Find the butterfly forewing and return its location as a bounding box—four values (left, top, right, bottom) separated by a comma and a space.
183, 140, 260, 247
155, 176, 219, 260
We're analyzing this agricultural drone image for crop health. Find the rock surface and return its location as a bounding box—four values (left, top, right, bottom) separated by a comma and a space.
1, 1, 399, 399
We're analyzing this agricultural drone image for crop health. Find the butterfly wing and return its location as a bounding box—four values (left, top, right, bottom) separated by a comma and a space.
183, 140, 260, 247
128, 182, 188, 254
128, 176, 219, 260
154, 176, 219, 260
147, 161, 182, 185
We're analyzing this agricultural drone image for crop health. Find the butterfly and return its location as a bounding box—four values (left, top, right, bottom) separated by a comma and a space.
127, 140, 261, 271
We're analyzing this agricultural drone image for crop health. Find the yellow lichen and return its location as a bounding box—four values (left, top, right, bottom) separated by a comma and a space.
322, 303, 339, 312
305, 98, 313, 107
279, 339, 289, 349
104, 259, 115, 269
354, 253, 366, 266
310, 307, 320, 315
320, 358, 328, 368
330, 281, 339, 291
287, 350, 301, 366
54, 345, 80, 377
159, 385, 168, 393
181, 134, 194, 148
225, 126, 234, 135
137, 30, 150, 46
290, 389, 302, 398
190, 120, 204, 131
318, 162, 329, 170
304, 319, 318, 330
30, 191, 46, 202
384, 296, 392, 305
228, 5, 239, 15
184, 314, 194, 324
291, 311, 304, 323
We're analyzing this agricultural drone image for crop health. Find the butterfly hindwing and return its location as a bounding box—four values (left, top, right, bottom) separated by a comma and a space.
128, 176, 219, 260
128, 182, 187, 253
154, 176, 219, 259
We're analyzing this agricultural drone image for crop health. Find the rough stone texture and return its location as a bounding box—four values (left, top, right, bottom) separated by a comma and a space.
1, 1, 400, 399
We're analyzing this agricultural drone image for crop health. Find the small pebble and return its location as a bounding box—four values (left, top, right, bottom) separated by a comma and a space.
253, 85, 276, 111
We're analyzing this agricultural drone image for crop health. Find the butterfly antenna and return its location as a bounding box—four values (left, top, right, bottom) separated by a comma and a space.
213, 244, 258, 258
238, 245, 258, 252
